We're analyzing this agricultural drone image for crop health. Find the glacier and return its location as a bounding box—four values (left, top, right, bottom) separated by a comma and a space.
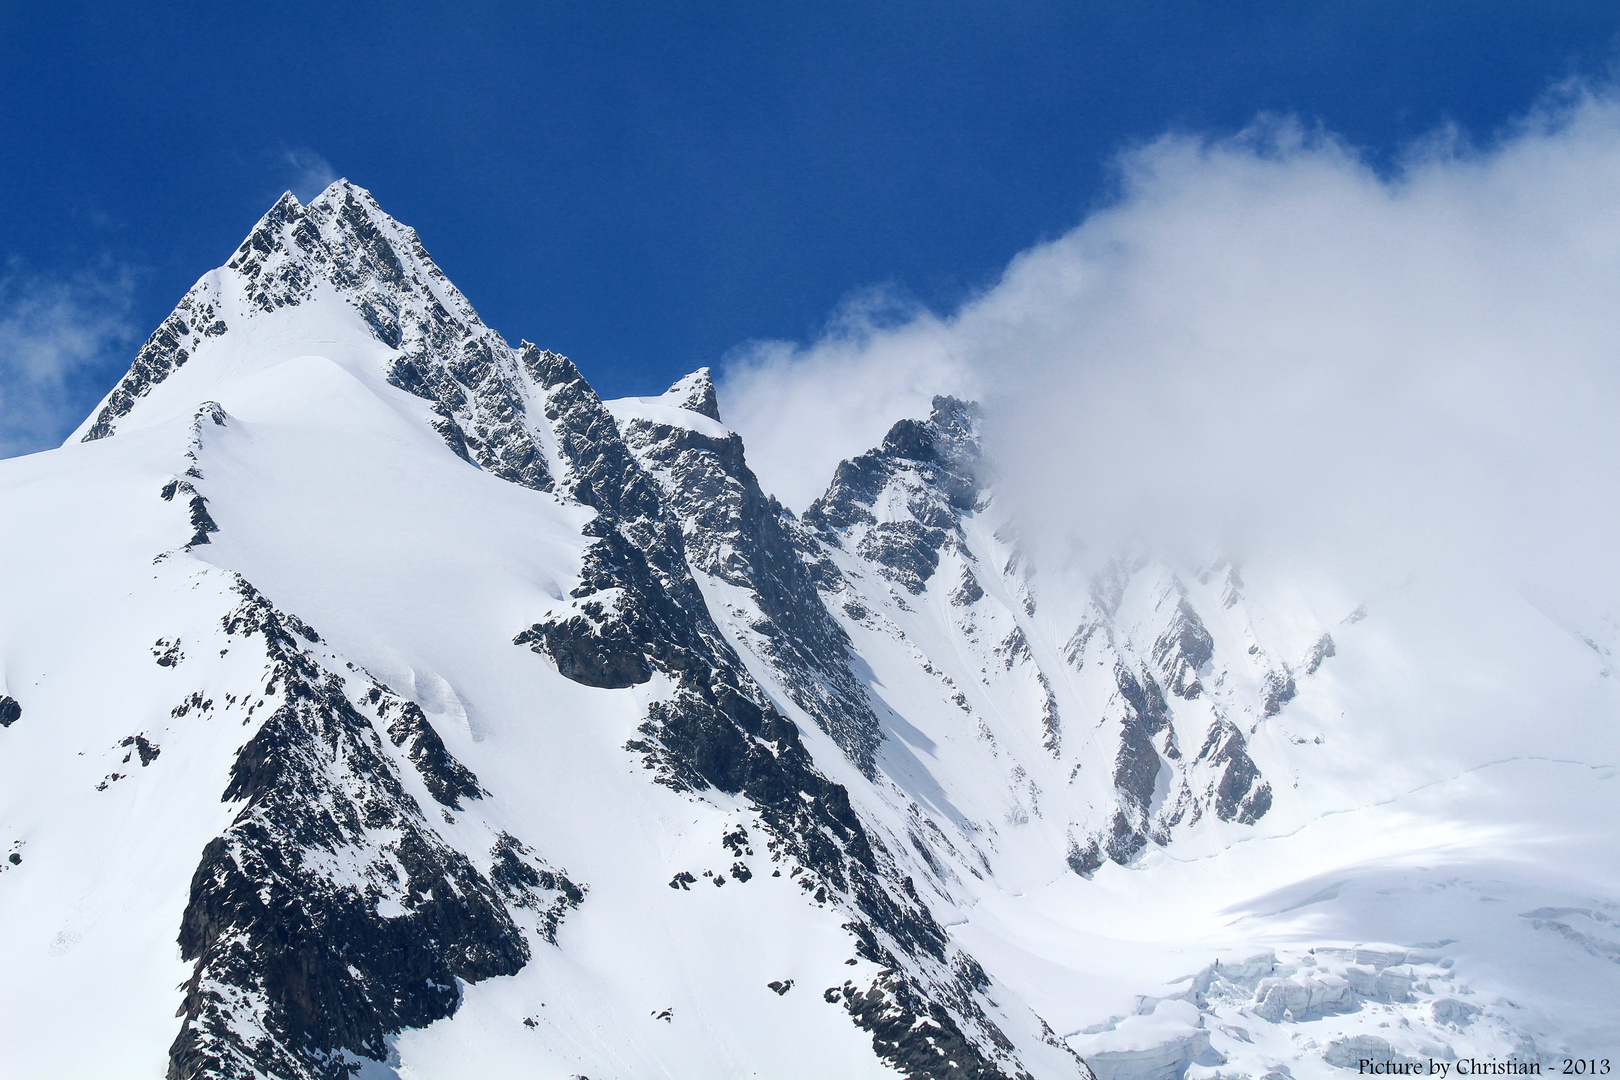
0, 180, 1615, 1079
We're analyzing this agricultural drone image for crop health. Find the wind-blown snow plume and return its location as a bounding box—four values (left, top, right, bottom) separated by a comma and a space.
282, 148, 339, 204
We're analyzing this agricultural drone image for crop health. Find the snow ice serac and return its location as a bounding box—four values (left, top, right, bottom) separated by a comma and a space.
12, 179, 1596, 1080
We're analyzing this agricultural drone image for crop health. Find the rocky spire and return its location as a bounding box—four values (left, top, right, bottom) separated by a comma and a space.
661, 366, 721, 422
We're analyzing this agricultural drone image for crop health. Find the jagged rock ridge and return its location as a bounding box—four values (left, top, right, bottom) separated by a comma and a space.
170, 575, 581, 1080
3, 182, 1356, 1080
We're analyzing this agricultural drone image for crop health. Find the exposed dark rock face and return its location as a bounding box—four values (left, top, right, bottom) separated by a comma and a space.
371, 693, 484, 809
514, 613, 653, 689
520, 345, 682, 552
120, 734, 161, 766
507, 365, 1034, 1078
80, 262, 235, 441
185, 495, 220, 547
1112, 666, 1170, 795
616, 374, 884, 773
1304, 632, 1337, 674
1099, 664, 1176, 866
488, 833, 585, 944
1260, 669, 1298, 717
160, 478, 221, 546
1153, 598, 1214, 699
85, 183, 555, 495
1037, 674, 1062, 756
663, 366, 721, 421
804, 397, 983, 595
831, 968, 1034, 1080
0, 695, 19, 728
168, 576, 578, 1080
1200, 720, 1273, 824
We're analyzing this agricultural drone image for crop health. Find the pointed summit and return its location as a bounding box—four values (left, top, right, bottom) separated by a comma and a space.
72, 183, 563, 488
78, 183, 493, 436
308, 175, 365, 204
661, 367, 720, 422
268, 189, 303, 214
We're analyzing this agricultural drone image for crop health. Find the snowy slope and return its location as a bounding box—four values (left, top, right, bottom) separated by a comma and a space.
786, 401, 1620, 1078
1, 182, 1616, 1080
616, 389, 1620, 1077
0, 183, 1083, 1080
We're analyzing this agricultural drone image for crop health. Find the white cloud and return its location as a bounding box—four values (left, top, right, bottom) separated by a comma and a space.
0, 263, 138, 459
720, 83, 1620, 623
719, 287, 981, 512
283, 148, 337, 203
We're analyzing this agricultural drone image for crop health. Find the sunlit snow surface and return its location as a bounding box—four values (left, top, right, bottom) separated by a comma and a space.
830, 511, 1620, 1077
1, 181, 1616, 1078
615, 388, 1620, 1078
960, 757, 1620, 1078
0, 283, 886, 1078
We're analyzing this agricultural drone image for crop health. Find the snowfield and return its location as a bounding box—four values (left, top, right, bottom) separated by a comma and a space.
0, 180, 1615, 1079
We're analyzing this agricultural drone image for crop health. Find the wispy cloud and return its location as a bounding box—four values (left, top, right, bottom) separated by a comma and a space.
0, 262, 139, 458
719, 285, 980, 512
719, 82, 1620, 622
282, 147, 337, 203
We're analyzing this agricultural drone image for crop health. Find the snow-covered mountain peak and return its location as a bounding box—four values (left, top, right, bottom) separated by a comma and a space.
8, 187, 1097, 1079
73, 182, 571, 497
661, 365, 721, 421
6, 186, 1617, 1080
603, 369, 733, 442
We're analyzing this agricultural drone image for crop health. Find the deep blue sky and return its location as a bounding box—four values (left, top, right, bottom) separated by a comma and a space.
3, 2, 1619, 451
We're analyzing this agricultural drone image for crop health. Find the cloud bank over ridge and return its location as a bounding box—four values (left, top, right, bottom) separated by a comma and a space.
719, 83, 1620, 623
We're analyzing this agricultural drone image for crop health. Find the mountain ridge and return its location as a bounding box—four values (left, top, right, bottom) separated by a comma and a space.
3, 181, 1615, 1079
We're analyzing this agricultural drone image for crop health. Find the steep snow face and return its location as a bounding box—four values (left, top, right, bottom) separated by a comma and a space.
1, 184, 1087, 1080
794, 396, 1295, 886
76, 181, 558, 493
777, 398, 1620, 1076
4, 184, 1617, 1080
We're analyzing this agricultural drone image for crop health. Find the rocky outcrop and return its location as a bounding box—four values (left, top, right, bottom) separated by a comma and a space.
80, 274, 231, 441
1202, 721, 1272, 824
371, 693, 485, 809
615, 371, 884, 773
1152, 598, 1213, 699
168, 576, 578, 1080
513, 369, 1047, 1079
663, 366, 721, 420
803, 397, 983, 595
